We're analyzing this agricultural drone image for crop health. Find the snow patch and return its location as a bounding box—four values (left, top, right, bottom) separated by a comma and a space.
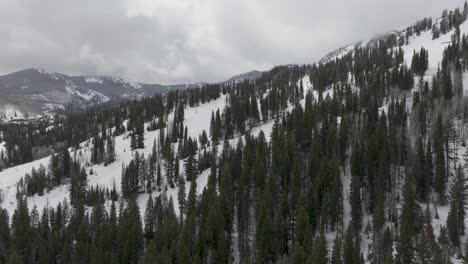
85, 77, 103, 84
65, 86, 110, 102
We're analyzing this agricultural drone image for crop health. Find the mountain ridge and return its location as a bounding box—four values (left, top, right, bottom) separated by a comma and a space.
0, 68, 205, 121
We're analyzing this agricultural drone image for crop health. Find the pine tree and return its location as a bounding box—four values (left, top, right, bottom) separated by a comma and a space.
380, 228, 394, 264
105, 135, 116, 165
138, 155, 148, 192
174, 157, 180, 186
7, 250, 23, 264
309, 232, 328, 264
434, 114, 447, 203
185, 154, 198, 182
463, 237, 468, 263
144, 194, 154, 244
11, 198, 31, 263
178, 177, 186, 220
414, 137, 428, 201
416, 207, 435, 263
130, 132, 137, 150
426, 141, 434, 189
436, 226, 453, 264
156, 163, 162, 191
136, 118, 145, 149
210, 111, 217, 143
350, 145, 362, 232
0, 208, 10, 263
343, 227, 361, 264
117, 197, 143, 263
69, 164, 88, 206
291, 242, 306, 264
396, 175, 421, 264
331, 236, 343, 264
447, 165, 467, 253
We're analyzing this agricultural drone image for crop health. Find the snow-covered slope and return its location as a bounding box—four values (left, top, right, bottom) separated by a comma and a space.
0, 68, 205, 122
0, 74, 316, 220
321, 17, 467, 74
401, 20, 468, 74
4, 9, 468, 263
0, 94, 225, 216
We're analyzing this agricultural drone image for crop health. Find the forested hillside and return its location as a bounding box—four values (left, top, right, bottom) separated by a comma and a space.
2, 3, 468, 264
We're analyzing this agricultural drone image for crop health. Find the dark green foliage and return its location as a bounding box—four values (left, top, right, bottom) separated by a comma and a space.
117, 198, 143, 263
350, 144, 363, 232
3, 4, 468, 263
447, 165, 467, 250
434, 114, 447, 203
411, 47, 429, 76
396, 175, 422, 264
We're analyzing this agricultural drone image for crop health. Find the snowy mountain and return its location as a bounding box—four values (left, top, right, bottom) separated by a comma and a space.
2, 3, 468, 264
0, 68, 202, 122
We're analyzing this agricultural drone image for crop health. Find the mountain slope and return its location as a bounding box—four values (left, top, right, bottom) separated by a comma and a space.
228, 70, 264, 82
3, 4, 468, 264
0, 68, 203, 121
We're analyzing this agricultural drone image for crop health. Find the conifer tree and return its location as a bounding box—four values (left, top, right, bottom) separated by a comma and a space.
144, 194, 154, 244
178, 177, 186, 220
343, 228, 362, 264
291, 242, 306, 264
331, 236, 343, 264
309, 232, 328, 264
434, 114, 447, 203
117, 197, 143, 263
185, 154, 198, 182
350, 144, 362, 232
105, 135, 116, 165
436, 226, 453, 264
416, 207, 435, 263
414, 137, 429, 201
11, 198, 31, 263
447, 165, 467, 253
0, 208, 10, 263
396, 175, 421, 264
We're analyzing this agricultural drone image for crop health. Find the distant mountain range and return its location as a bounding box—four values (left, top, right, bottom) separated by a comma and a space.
0, 68, 205, 121
0, 68, 268, 122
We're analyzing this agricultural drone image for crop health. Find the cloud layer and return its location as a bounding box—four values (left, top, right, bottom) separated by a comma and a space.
0, 0, 463, 84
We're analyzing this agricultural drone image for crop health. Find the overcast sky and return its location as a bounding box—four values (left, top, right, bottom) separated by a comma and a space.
0, 0, 464, 84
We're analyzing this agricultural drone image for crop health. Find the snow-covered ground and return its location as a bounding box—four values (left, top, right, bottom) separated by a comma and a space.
0, 73, 317, 221
400, 19, 468, 76
65, 86, 110, 102
2, 13, 468, 262
85, 77, 103, 84
0, 104, 26, 121
0, 141, 5, 157
0, 93, 229, 217
316, 17, 468, 261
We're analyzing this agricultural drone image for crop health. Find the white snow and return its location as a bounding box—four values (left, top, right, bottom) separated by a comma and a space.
463, 73, 468, 96
400, 18, 468, 76
0, 104, 25, 121
35, 68, 65, 81
297, 74, 336, 102
0, 141, 5, 156
110, 77, 142, 90
0, 94, 229, 218
4, 16, 468, 262
65, 86, 110, 102
85, 77, 103, 84
0, 75, 314, 219
320, 43, 357, 64
29, 94, 50, 102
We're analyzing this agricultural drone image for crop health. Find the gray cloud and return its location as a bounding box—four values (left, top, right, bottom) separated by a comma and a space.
0, 0, 464, 84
